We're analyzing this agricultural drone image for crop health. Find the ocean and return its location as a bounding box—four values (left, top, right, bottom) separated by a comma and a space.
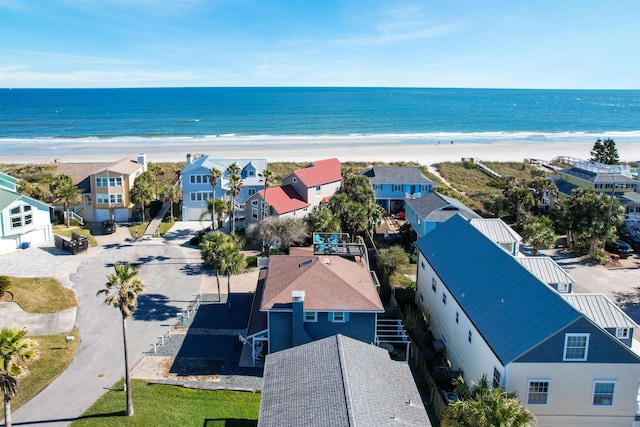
1, 87, 639, 158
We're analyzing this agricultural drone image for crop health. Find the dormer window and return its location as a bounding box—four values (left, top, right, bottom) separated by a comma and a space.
616, 328, 630, 339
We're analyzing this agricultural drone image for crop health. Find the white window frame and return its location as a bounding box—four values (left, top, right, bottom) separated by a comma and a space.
331, 312, 347, 323
526, 379, 550, 405
304, 311, 317, 322
592, 380, 616, 406
315, 185, 321, 195
96, 194, 110, 204
493, 367, 501, 388
432, 277, 437, 292
393, 184, 402, 192
616, 328, 630, 339
109, 193, 123, 204
252, 208, 258, 220
10, 204, 33, 229
563, 333, 589, 361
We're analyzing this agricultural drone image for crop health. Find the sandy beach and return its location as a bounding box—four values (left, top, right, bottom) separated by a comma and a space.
2, 137, 640, 165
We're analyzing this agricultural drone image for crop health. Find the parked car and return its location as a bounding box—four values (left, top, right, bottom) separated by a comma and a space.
605, 240, 633, 258
102, 219, 116, 235
620, 229, 640, 251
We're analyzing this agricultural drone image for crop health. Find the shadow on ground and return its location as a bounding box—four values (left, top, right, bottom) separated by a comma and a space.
134, 293, 182, 321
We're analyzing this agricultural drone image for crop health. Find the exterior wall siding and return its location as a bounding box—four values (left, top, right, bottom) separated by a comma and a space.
415, 251, 503, 385
508, 362, 640, 427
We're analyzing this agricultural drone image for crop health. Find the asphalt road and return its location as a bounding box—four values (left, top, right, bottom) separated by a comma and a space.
6, 225, 204, 426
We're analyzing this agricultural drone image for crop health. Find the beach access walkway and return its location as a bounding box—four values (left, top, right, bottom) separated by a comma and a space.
144, 200, 170, 236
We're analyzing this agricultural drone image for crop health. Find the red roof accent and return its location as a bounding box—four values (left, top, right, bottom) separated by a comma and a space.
263, 185, 309, 214
294, 158, 342, 188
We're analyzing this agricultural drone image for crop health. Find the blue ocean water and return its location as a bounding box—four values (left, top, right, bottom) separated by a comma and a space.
0, 87, 639, 154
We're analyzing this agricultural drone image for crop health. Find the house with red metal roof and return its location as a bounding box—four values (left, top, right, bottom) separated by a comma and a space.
244, 158, 343, 228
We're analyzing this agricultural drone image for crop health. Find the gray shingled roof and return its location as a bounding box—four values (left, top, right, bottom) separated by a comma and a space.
405, 192, 480, 221
362, 166, 433, 185
258, 334, 430, 427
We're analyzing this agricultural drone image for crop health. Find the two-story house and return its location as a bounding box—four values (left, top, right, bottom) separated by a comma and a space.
414, 214, 640, 427
181, 154, 267, 223
405, 191, 480, 238
244, 242, 383, 364
244, 158, 342, 228
0, 172, 53, 255
89, 155, 147, 222
258, 334, 430, 427
362, 166, 433, 214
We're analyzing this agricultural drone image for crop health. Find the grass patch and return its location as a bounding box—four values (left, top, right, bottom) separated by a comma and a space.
128, 223, 149, 238
13, 328, 80, 410
7, 276, 77, 313
53, 225, 98, 247
71, 380, 260, 427
157, 221, 175, 237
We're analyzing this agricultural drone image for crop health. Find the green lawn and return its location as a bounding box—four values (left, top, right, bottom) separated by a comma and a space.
7, 276, 77, 313
71, 380, 260, 427
127, 223, 149, 238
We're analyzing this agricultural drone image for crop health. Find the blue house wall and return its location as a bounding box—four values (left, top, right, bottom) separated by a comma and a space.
268, 311, 377, 354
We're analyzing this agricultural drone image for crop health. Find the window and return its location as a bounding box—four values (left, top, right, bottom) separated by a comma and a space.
315, 185, 321, 195
420, 292, 424, 302
109, 194, 123, 204
96, 177, 107, 187
421, 261, 425, 270
393, 184, 402, 192
421, 185, 429, 192
248, 171, 255, 176
248, 189, 256, 196
190, 176, 196, 184
10, 204, 32, 229
432, 277, 437, 292
527, 380, 550, 405
442, 292, 447, 305
108, 177, 122, 187
252, 208, 258, 220
557, 283, 569, 293
304, 311, 317, 322
468, 330, 472, 343
592, 381, 615, 406
564, 333, 589, 361
493, 368, 501, 388
616, 328, 630, 339
455, 312, 459, 324
373, 184, 382, 190
96, 194, 109, 204
330, 312, 349, 322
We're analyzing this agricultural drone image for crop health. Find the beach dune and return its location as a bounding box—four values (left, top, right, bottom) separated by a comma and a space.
3, 137, 639, 165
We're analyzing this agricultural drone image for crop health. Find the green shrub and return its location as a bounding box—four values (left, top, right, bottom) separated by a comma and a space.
246, 255, 258, 268
0, 276, 10, 297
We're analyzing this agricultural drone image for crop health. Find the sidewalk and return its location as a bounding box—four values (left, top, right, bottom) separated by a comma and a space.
144, 201, 170, 236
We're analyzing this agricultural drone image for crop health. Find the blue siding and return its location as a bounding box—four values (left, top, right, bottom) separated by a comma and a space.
269, 311, 376, 353
515, 317, 640, 363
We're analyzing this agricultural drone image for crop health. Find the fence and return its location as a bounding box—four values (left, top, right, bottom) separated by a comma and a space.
148, 294, 201, 354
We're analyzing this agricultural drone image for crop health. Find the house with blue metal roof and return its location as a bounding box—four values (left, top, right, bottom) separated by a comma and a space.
414, 214, 640, 427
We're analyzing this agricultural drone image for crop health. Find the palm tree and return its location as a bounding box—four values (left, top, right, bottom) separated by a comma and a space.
130, 179, 153, 223
159, 184, 180, 221
521, 215, 557, 255
96, 263, 145, 417
214, 199, 230, 230
200, 232, 246, 305
0, 327, 38, 427
53, 181, 83, 227
146, 163, 163, 200
209, 168, 223, 229
226, 164, 243, 234
259, 168, 276, 220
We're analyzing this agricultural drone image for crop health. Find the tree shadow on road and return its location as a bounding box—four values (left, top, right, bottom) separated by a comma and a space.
134, 293, 182, 321
613, 287, 640, 323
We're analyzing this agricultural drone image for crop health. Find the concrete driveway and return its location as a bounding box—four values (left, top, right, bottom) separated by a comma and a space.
7, 222, 205, 426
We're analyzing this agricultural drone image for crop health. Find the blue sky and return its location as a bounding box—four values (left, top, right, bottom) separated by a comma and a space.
1, 0, 638, 89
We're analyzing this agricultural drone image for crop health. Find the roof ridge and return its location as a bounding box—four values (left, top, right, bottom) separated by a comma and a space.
336, 335, 357, 427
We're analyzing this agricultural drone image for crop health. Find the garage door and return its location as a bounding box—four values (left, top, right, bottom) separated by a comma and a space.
114, 209, 129, 222
95, 209, 110, 222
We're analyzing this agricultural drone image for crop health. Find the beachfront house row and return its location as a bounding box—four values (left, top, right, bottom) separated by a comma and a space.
404, 191, 480, 238
0, 172, 53, 255
88, 155, 147, 222
258, 334, 430, 427
244, 244, 384, 361
550, 159, 640, 216
181, 154, 267, 224
414, 214, 640, 427
362, 165, 434, 215
244, 158, 342, 228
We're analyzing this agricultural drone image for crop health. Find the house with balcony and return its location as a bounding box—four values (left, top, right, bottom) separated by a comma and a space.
258, 334, 430, 427
414, 214, 640, 427
405, 191, 480, 238
362, 166, 433, 214
243, 238, 385, 364
181, 154, 267, 224
89, 155, 147, 222
0, 172, 53, 255
550, 159, 639, 215
244, 158, 342, 228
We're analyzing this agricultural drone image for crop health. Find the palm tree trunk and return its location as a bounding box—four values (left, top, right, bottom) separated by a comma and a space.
4, 394, 11, 427
121, 315, 134, 416
212, 188, 216, 230
65, 203, 70, 227
231, 196, 236, 234
227, 275, 232, 308
216, 272, 221, 302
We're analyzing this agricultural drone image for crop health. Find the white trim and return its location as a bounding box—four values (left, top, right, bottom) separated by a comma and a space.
563, 333, 589, 361
615, 327, 630, 339
592, 380, 617, 406
303, 311, 317, 322
526, 379, 551, 405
